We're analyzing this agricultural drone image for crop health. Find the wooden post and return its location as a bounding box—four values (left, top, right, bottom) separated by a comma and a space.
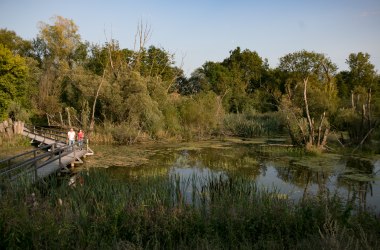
71, 144, 75, 168
34, 151, 37, 181
59, 149, 62, 167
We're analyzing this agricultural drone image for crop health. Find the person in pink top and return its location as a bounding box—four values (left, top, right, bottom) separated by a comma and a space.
77, 129, 84, 150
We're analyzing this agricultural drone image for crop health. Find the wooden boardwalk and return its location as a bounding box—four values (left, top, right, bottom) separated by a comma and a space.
1, 126, 93, 184
36, 148, 87, 179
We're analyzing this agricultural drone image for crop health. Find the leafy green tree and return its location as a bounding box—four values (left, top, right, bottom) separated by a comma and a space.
141, 46, 174, 80
223, 47, 267, 112
335, 52, 379, 146
201, 61, 245, 112
38, 15, 82, 69
0, 45, 28, 120
222, 47, 264, 92
202, 61, 231, 95
0, 29, 40, 120
194, 47, 268, 113
346, 52, 377, 90
34, 16, 85, 118
176, 68, 208, 95
0, 29, 33, 58
278, 50, 338, 151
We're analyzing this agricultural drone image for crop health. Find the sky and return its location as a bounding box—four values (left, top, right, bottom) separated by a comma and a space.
1, 0, 379, 76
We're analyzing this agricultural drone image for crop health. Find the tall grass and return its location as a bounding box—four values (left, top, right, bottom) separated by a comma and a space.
224, 111, 285, 138
1, 171, 379, 249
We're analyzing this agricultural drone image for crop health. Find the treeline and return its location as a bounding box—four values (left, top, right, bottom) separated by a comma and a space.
0, 16, 379, 150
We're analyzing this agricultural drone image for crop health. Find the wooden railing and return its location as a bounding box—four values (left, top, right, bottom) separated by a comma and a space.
24, 124, 68, 143
0, 142, 78, 182
0, 125, 91, 183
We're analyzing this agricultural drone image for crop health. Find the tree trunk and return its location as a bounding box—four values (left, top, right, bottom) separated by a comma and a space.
361, 103, 365, 140
321, 127, 329, 148
303, 77, 314, 145
59, 112, 64, 127
317, 112, 326, 147
367, 88, 372, 130
89, 69, 106, 135
66, 107, 71, 128
46, 113, 50, 126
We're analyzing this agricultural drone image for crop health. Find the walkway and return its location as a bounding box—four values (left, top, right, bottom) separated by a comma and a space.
0, 125, 93, 184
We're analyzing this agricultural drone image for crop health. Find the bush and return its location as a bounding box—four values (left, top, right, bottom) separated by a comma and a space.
111, 122, 139, 144
179, 92, 224, 139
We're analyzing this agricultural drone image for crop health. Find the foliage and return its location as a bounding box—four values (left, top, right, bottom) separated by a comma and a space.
38, 15, 82, 69
176, 68, 205, 95
179, 91, 224, 139
334, 53, 380, 145
0, 172, 379, 249
0, 29, 33, 57
0, 44, 29, 120
1, 16, 380, 147
194, 47, 268, 113
277, 50, 338, 150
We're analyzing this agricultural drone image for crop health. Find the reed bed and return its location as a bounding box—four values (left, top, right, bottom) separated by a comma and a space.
223, 112, 284, 138
0, 171, 379, 249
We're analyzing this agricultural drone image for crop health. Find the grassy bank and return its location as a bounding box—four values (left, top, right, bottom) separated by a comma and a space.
1, 171, 379, 249
0, 134, 33, 159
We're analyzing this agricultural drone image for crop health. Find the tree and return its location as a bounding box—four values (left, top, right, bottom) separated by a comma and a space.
0, 29, 40, 121
0, 45, 28, 120
38, 15, 82, 69
193, 47, 268, 113
222, 47, 264, 92
278, 50, 338, 151
34, 16, 84, 121
177, 68, 206, 95
335, 52, 379, 146
346, 52, 376, 90
141, 46, 174, 80
0, 29, 33, 57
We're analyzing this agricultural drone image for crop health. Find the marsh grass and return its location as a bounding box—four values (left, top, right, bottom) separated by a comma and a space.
1, 171, 379, 249
0, 134, 32, 158
224, 111, 284, 138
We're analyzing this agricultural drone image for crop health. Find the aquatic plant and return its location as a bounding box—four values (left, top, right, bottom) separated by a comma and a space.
1, 171, 379, 249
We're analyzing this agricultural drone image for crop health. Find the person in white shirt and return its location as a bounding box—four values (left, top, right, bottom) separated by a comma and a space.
67, 128, 76, 147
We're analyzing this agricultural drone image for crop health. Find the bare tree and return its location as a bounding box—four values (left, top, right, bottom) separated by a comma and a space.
132, 20, 151, 71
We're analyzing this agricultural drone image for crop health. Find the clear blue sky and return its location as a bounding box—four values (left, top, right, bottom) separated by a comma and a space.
1, 0, 379, 76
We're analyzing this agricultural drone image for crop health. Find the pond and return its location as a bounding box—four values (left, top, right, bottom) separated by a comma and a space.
82, 137, 380, 212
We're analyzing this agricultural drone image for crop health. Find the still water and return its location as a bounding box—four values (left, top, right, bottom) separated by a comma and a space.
84, 138, 380, 212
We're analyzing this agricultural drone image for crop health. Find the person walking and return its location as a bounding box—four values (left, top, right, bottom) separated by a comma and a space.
77, 129, 84, 150
67, 128, 76, 149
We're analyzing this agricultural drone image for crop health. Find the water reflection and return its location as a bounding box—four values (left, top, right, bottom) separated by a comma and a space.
88, 140, 380, 212
275, 163, 330, 201
337, 157, 378, 211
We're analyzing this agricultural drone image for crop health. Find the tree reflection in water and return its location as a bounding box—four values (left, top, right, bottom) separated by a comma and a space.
337, 157, 376, 211
89, 141, 380, 212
